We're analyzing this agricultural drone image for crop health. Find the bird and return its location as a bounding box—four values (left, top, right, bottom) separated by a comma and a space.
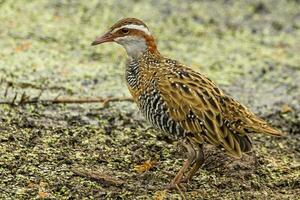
91, 18, 283, 188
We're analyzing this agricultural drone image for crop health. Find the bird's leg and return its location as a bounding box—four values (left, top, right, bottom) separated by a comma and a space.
169, 160, 190, 186
166, 139, 196, 189
182, 143, 205, 183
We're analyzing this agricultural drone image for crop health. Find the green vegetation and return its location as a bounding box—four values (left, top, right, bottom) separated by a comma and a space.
0, 0, 299, 199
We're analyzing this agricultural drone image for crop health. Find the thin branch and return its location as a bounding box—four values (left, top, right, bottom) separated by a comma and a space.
71, 167, 125, 186
11, 92, 18, 105
19, 92, 30, 105
4, 82, 11, 97
36, 88, 45, 100
0, 96, 134, 106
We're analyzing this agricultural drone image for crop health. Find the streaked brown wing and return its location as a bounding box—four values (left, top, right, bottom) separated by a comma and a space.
157, 66, 247, 157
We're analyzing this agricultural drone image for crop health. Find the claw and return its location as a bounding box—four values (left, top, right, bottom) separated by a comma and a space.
164, 183, 187, 191
164, 183, 187, 200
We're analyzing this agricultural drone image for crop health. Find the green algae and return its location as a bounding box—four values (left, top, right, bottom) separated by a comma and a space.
0, 0, 299, 199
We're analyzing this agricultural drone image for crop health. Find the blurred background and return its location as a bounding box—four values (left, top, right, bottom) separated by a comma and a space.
0, 0, 299, 199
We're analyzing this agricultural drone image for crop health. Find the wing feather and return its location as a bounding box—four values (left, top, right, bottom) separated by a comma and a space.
157, 62, 282, 157
157, 66, 246, 157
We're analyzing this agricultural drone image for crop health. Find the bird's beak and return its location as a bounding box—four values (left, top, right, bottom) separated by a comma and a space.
91, 31, 114, 46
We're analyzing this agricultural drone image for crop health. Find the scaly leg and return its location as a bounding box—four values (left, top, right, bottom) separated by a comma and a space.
183, 143, 204, 182
167, 139, 196, 189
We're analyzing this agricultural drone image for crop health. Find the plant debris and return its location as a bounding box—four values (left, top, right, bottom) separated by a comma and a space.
71, 167, 125, 186
134, 160, 157, 173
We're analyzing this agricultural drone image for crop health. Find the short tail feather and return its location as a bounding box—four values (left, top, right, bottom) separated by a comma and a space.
251, 116, 284, 136
259, 125, 283, 136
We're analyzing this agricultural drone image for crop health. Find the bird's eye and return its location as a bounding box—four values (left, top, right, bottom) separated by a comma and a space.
121, 28, 129, 34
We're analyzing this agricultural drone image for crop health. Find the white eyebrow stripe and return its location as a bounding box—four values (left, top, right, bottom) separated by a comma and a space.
112, 24, 151, 35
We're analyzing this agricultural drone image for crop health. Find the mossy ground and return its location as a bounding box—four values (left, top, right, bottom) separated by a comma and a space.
0, 0, 299, 199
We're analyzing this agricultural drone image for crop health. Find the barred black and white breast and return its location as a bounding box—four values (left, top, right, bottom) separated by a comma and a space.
125, 58, 140, 90
126, 57, 185, 139
138, 87, 185, 138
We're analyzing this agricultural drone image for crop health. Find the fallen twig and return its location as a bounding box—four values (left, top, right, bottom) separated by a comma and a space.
0, 96, 134, 106
4, 82, 12, 97
19, 92, 30, 104
71, 167, 125, 186
11, 92, 18, 105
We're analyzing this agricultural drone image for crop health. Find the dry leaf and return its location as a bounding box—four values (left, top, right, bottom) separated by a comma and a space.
134, 160, 156, 173
38, 181, 48, 199
27, 181, 36, 188
281, 104, 292, 113
15, 42, 31, 52
39, 181, 47, 189
153, 190, 167, 200
38, 191, 48, 199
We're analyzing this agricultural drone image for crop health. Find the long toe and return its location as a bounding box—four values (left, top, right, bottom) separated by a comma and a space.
164, 183, 187, 191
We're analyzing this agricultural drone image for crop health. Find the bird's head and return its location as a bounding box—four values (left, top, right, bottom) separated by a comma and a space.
91, 18, 159, 58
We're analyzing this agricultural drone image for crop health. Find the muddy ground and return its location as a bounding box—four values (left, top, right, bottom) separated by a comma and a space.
0, 0, 299, 199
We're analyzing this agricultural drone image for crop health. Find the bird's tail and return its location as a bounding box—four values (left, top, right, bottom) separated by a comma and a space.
257, 125, 283, 136
250, 116, 284, 137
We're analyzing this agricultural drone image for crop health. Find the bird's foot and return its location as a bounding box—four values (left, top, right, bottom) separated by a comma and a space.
164, 182, 187, 191
180, 177, 190, 184
164, 183, 188, 199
